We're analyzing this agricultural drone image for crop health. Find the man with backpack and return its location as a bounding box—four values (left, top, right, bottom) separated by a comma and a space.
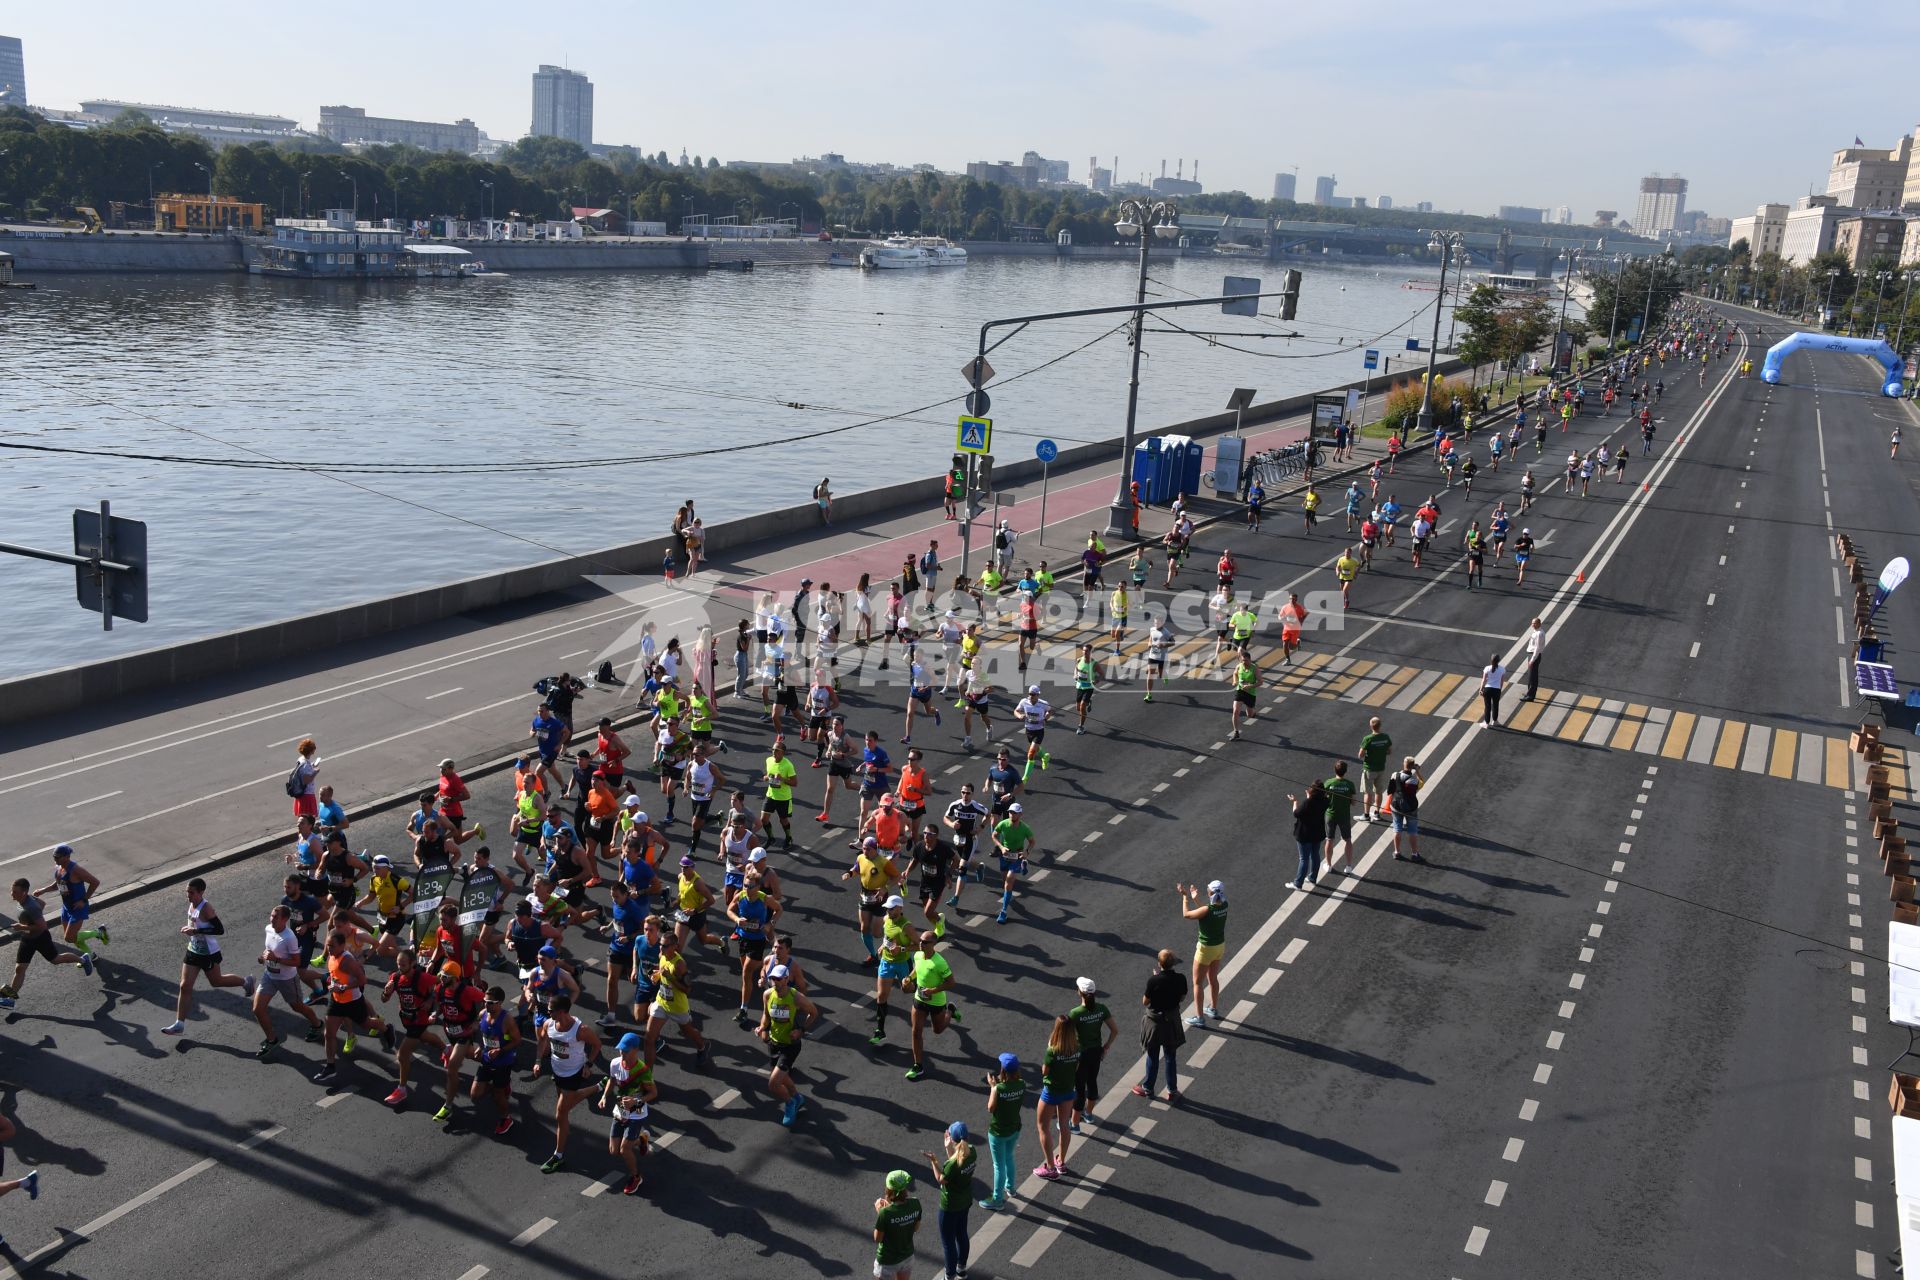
917, 542, 941, 617
1386, 758, 1425, 863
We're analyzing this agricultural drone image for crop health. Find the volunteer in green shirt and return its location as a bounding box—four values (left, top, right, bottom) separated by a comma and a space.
921, 1120, 979, 1277
1066, 976, 1117, 1133
1180, 880, 1228, 1027
1073, 642, 1098, 734
872, 1169, 923, 1280
978, 1052, 1025, 1209
1323, 760, 1358, 875
1230, 654, 1259, 741
1358, 715, 1394, 822
1033, 1015, 1081, 1179
759, 740, 798, 851
905, 931, 960, 1082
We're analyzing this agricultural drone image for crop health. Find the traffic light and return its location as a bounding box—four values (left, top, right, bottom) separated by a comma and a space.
1279, 269, 1302, 321
968, 454, 993, 517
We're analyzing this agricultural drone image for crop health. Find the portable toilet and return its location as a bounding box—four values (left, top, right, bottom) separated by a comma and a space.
1131, 436, 1162, 499
1164, 435, 1204, 496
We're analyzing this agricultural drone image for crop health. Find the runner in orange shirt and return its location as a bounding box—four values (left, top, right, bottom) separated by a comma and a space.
896, 750, 932, 842
1278, 593, 1309, 664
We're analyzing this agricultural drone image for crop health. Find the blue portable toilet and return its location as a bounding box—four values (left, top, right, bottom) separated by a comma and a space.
1131, 436, 1162, 499
1162, 434, 1203, 497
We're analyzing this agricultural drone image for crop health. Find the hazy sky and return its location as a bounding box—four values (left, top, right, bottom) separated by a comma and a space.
9, 1, 1919, 219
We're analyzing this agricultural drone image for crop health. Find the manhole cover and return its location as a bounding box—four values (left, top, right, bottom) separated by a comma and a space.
1796, 948, 1848, 972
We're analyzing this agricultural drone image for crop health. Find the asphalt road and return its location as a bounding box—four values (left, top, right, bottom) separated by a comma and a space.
4, 307, 1917, 1279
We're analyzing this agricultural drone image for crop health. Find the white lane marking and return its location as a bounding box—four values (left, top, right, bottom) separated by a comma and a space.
1519, 1099, 1539, 1121
1152, 782, 1170, 793
456, 1268, 490, 1280
582, 1172, 623, 1198
1706, 593, 1715, 607
1719, 555, 1727, 566
1547, 1030, 1566, 1049
1465, 1225, 1490, 1256
1279, 938, 1308, 965
1689, 642, 1700, 659
559, 649, 592, 659
66, 789, 123, 808
1857, 1157, 1873, 1181
267, 733, 308, 749
424, 686, 464, 700
1559, 1001, 1575, 1018
1172, 767, 1190, 778
1250, 967, 1284, 996
315, 1092, 350, 1108
1188, 1035, 1226, 1071
1534, 1063, 1553, 1084
1061, 1162, 1117, 1211
511, 1217, 559, 1247
1503, 1137, 1525, 1162
711, 1089, 741, 1110
1486, 1180, 1507, 1207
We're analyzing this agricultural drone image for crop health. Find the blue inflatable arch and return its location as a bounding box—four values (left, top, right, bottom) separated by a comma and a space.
1761, 331, 1905, 397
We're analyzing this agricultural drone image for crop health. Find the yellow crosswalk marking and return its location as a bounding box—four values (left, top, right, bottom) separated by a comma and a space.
1611, 704, 1647, 750
1507, 698, 1548, 732
1660, 711, 1696, 759
1363, 666, 1419, 706
1712, 719, 1745, 769
1826, 736, 1851, 790
1412, 672, 1466, 716
1768, 730, 1797, 779
1559, 694, 1603, 741
1323, 660, 1377, 698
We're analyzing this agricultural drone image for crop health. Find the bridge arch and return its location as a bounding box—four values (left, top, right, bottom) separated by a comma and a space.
1760, 331, 1905, 397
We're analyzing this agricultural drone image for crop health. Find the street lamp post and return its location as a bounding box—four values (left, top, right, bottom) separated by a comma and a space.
1641, 247, 1672, 344
1895, 268, 1919, 359
1556, 247, 1581, 352
1106, 198, 1181, 536
192, 161, 213, 230
1871, 270, 1893, 338
1415, 230, 1467, 441
481, 180, 494, 224
1823, 269, 1841, 329
1606, 255, 1625, 349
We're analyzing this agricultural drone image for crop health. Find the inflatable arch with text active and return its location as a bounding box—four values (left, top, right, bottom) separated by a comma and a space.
1760, 331, 1905, 397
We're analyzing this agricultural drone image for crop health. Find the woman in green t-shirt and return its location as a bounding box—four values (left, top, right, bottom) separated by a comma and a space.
921, 1120, 978, 1278
979, 1052, 1024, 1209
871, 1169, 922, 1280
1034, 1015, 1081, 1179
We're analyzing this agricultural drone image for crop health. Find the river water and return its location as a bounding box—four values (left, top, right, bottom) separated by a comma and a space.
0, 254, 1447, 677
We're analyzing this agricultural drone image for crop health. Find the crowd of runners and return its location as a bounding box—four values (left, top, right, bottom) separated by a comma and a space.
1, 303, 1740, 1277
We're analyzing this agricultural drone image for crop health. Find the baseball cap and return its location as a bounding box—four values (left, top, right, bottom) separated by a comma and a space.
1028, 684, 1040, 695
623, 796, 643, 811
538, 944, 558, 957
513, 755, 528, 766
800, 577, 814, 586
1207, 879, 1226, 899
1075, 976, 1097, 994
372, 854, 392, 867
679, 854, 695, 867
948, 1120, 971, 1141
1009, 802, 1023, 814
439, 758, 455, 770
997, 1052, 1020, 1072
441, 961, 464, 979
747, 849, 767, 863
880, 793, 895, 806
862, 836, 878, 848
617, 1032, 643, 1053
884, 894, 906, 909
53, 843, 73, 858
769, 964, 791, 980
885, 1170, 913, 1192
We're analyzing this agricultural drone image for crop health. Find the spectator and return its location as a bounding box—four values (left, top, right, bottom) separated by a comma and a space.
1133, 948, 1188, 1102
813, 477, 833, 525
1289, 779, 1329, 890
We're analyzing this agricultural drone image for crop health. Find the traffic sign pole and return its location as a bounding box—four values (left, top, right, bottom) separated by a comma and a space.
1034, 438, 1059, 543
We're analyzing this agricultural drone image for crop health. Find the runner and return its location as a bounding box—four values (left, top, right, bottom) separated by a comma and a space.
312, 928, 394, 1082
816, 714, 857, 824
759, 738, 798, 851
535, 995, 603, 1173
1489, 504, 1511, 562
1144, 614, 1171, 702
906, 826, 952, 939
1301, 483, 1320, 531
38, 845, 106, 957
598, 1032, 656, 1192
1014, 685, 1053, 780
1614, 443, 1630, 483
1379, 495, 1402, 547
1227, 595, 1259, 660
1343, 480, 1365, 532
905, 930, 961, 1082
377, 947, 440, 1105
251, 902, 323, 1058
1278, 591, 1309, 664
870, 895, 916, 1046
941, 783, 989, 913
356, 854, 413, 961
681, 742, 726, 855
858, 730, 895, 833
1108, 582, 1129, 656
1513, 527, 1535, 586
454, 985, 520, 1132
726, 876, 779, 1025
991, 802, 1036, 925
1073, 642, 1098, 732
1230, 650, 1259, 741
1209, 585, 1235, 663
160, 879, 253, 1036
958, 666, 994, 752
1358, 513, 1380, 572
1180, 880, 1228, 1027
643, 932, 713, 1070
843, 835, 903, 967
1463, 520, 1485, 589
903, 649, 943, 744
670, 854, 721, 951
1, 877, 95, 1009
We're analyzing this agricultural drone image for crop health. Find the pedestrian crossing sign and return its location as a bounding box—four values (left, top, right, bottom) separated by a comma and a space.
957, 415, 993, 454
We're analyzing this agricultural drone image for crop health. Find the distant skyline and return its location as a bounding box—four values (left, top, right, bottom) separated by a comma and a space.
7, 1, 1920, 222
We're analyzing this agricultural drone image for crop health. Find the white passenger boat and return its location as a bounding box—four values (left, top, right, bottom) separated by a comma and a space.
859, 236, 967, 270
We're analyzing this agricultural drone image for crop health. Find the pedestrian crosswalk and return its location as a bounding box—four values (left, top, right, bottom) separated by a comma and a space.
1262, 649, 1902, 794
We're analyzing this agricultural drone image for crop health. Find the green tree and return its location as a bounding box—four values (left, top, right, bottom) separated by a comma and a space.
1451, 284, 1504, 383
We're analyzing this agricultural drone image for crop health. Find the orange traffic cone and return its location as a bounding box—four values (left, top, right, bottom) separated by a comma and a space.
1576, 570, 1585, 583
1642, 481, 1650, 492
